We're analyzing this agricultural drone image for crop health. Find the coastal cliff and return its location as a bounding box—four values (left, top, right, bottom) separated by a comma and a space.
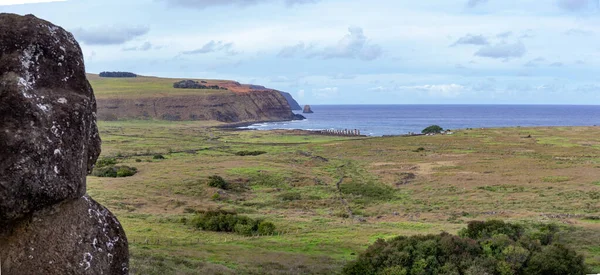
279, 91, 302, 110
89, 74, 302, 123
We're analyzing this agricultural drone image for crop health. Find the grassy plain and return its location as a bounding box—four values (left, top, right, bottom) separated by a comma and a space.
87, 121, 600, 274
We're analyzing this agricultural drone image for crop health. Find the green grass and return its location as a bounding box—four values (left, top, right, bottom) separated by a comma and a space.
88, 74, 229, 99
87, 123, 600, 274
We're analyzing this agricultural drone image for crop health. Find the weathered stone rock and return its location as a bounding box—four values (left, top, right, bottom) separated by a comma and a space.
0, 13, 101, 222
0, 13, 128, 274
0, 195, 129, 275
303, 104, 313, 114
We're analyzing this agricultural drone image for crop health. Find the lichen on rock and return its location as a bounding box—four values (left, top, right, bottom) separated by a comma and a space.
0, 13, 128, 274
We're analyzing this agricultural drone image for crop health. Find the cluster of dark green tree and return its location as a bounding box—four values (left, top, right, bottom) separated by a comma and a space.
172, 80, 228, 90
187, 210, 275, 236
343, 220, 589, 275
92, 157, 137, 178
422, 125, 444, 134
99, 71, 137, 78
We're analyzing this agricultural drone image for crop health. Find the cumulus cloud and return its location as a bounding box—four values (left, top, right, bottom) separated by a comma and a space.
277, 42, 307, 58
316, 27, 383, 61
466, 0, 488, 8
557, 0, 598, 11
452, 34, 489, 46
182, 40, 238, 55
72, 26, 149, 45
123, 41, 153, 51
278, 27, 382, 61
160, 0, 320, 9
474, 42, 526, 60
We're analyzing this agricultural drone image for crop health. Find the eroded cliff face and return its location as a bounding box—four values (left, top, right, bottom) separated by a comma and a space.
96, 89, 297, 122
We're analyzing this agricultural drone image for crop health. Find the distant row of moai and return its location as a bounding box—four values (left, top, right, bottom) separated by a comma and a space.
318, 129, 362, 136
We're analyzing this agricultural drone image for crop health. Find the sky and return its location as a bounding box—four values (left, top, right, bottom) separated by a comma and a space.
2, 0, 600, 105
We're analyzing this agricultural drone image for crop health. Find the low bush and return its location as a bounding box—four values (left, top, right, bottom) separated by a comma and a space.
235, 150, 267, 156
189, 210, 275, 236
92, 165, 137, 178
207, 175, 228, 189
343, 220, 588, 275
153, 154, 166, 160
96, 157, 117, 168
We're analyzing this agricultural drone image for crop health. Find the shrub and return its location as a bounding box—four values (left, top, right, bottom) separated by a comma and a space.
117, 166, 137, 177
153, 154, 165, 160
190, 210, 274, 236
413, 147, 425, 152
96, 157, 117, 168
99, 71, 137, 78
422, 125, 443, 134
258, 221, 276, 235
235, 150, 267, 156
207, 175, 228, 189
92, 165, 137, 178
343, 220, 588, 275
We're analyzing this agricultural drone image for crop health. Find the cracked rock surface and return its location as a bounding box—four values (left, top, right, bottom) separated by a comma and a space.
0, 13, 128, 274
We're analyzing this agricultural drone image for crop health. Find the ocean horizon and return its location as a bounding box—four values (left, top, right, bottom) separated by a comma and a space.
240, 104, 600, 136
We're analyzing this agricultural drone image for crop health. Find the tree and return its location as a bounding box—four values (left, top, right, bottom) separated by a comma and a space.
422, 125, 443, 134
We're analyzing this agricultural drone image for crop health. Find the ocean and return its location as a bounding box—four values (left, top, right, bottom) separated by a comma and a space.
240, 105, 600, 136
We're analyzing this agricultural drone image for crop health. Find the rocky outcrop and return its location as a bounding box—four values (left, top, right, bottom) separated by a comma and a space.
0, 13, 128, 274
303, 105, 314, 113
279, 91, 302, 110
0, 196, 128, 274
96, 89, 300, 122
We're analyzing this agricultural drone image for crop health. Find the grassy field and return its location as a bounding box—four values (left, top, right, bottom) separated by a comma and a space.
88, 74, 273, 99
87, 121, 600, 274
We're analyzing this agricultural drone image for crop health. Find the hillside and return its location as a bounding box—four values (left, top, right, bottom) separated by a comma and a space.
279, 91, 302, 110
88, 74, 302, 123
89, 123, 600, 274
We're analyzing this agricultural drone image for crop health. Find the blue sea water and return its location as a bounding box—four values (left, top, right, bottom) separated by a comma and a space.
240, 105, 600, 136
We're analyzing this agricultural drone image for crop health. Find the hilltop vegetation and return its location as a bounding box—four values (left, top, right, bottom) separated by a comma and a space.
99, 71, 137, 78
87, 121, 600, 274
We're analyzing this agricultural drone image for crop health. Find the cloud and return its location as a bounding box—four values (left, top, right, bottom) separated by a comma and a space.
316, 27, 383, 61
330, 73, 356, 80
279, 27, 382, 61
182, 40, 238, 55
466, 0, 488, 8
72, 26, 149, 45
564, 28, 594, 36
0, 0, 65, 5
452, 34, 489, 46
277, 42, 307, 58
474, 42, 526, 60
373, 84, 467, 98
549, 62, 564, 67
123, 41, 153, 51
400, 84, 466, 98
557, 0, 598, 11
297, 89, 305, 99
496, 31, 513, 39
161, 0, 319, 9
312, 87, 339, 98
524, 57, 546, 67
